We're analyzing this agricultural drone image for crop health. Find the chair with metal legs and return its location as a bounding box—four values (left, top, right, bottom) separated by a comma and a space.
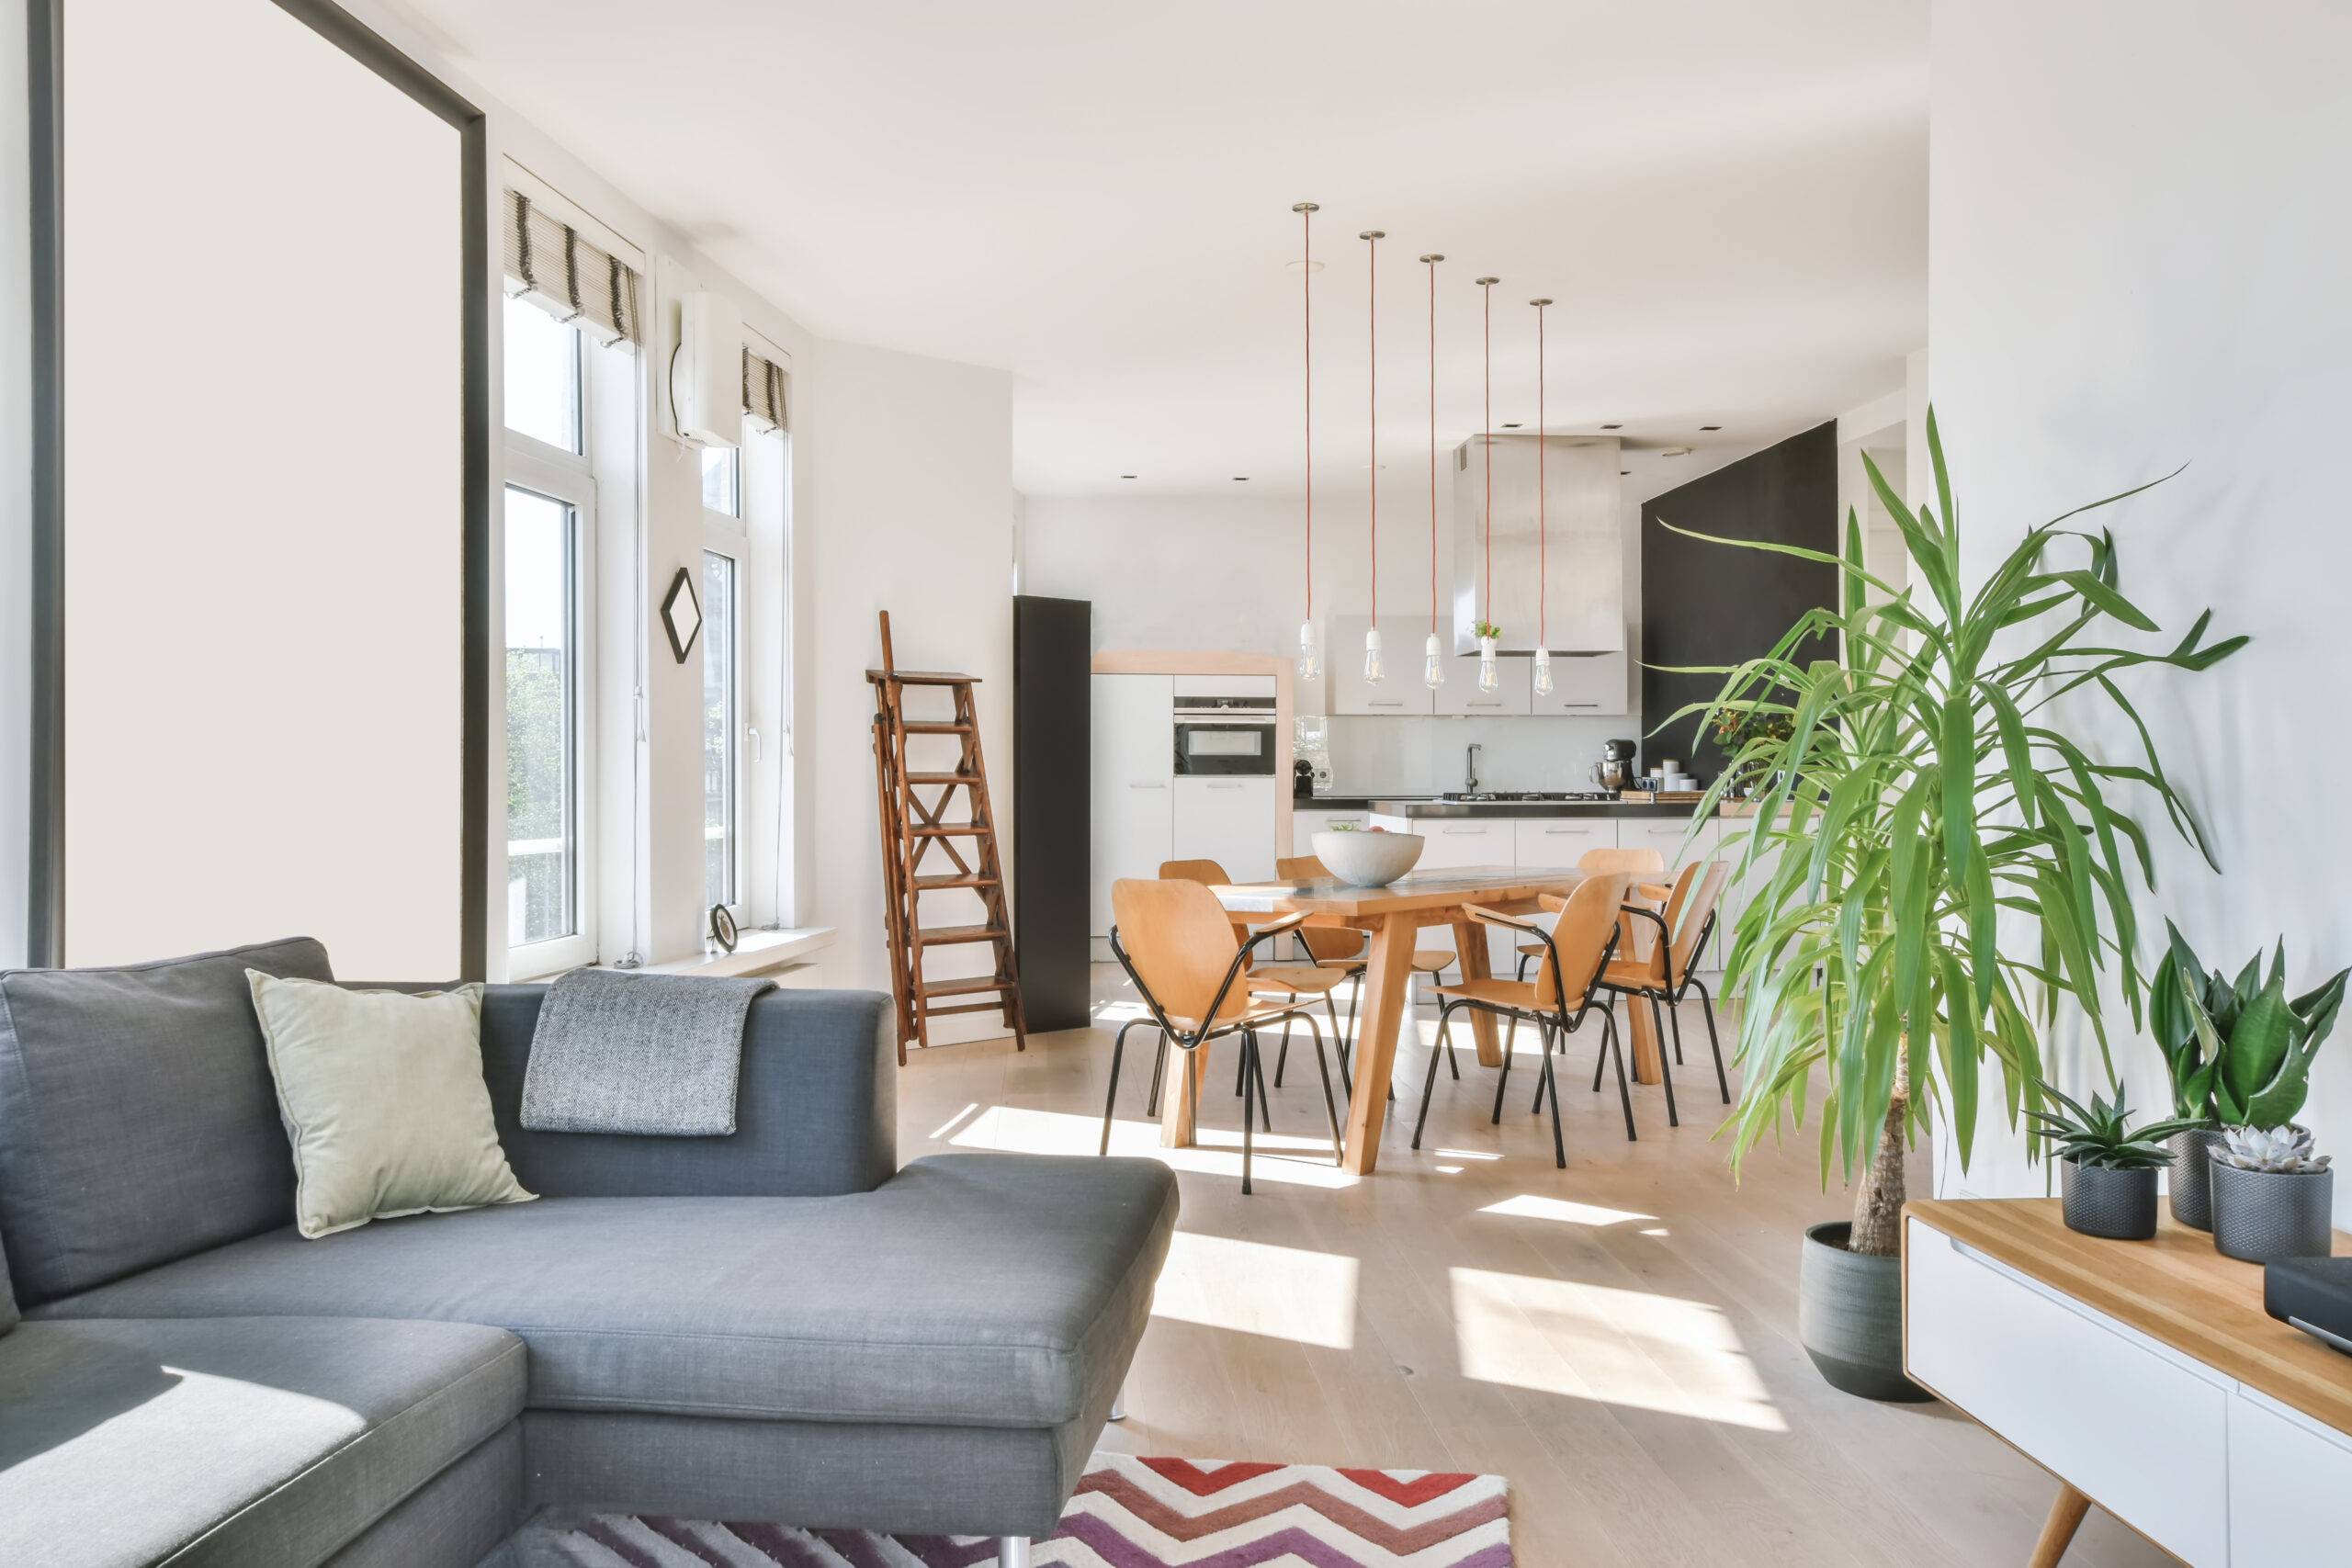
1271, 853, 1453, 1094
1102, 878, 1346, 1192
1408, 872, 1635, 1165
1509, 845, 1664, 1060
1584, 860, 1733, 1127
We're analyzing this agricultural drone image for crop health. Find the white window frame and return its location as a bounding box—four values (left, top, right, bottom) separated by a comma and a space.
703, 472, 749, 923
503, 327, 600, 979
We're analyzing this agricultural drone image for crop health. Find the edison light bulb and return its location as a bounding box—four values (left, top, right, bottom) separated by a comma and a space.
1477, 644, 1499, 693
1296, 620, 1320, 682
1423, 632, 1444, 690
1363, 624, 1384, 683
1532, 646, 1554, 697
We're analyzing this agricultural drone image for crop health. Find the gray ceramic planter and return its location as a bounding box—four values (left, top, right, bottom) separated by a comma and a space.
2210, 1161, 2335, 1264
2166, 1126, 2227, 1231
2060, 1156, 2158, 1240
1798, 1221, 1930, 1402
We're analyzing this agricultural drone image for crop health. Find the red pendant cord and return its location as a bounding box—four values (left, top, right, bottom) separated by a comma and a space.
1481, 279, 1493, 623
1427, 258, 1438, 635
1536, 301, 1547, 646
1302, 206, 1313, 620
1365, 232, 1377, 631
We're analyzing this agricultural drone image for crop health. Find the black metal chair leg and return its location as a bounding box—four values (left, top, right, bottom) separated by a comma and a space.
1507, 953, 1527, 1055
1275, 1015, 1293, 1088
1235, 1034, 1248, 1097
1101, 1020, 1139, 1156
1593, 999, 1612, 1093
1542, 1047, 1567, 1169
1488, 1010, 1514, 1126
1445, 1032, 1461, 1079
1669, 996, 1684, 1065
1532, 1021, 1555, 1114
1650, 993, 1680, 1128
1306, 1015, 1344, 1166
1693, 977, 1731, 1104
1411, 1001, 1456, 1150
1240, 1031, 1257, 1195
1146, 1031, 1169, 1117
1250, 1028, 1274, 1131
1605, 1010, 1637, 1141
1326, 995, 1353, 1098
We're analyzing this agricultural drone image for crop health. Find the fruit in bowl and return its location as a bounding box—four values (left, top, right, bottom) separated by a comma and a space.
1313, 829, 1424, 886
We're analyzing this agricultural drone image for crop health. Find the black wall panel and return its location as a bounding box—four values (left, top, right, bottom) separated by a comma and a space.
1013, 595, 1091, 1032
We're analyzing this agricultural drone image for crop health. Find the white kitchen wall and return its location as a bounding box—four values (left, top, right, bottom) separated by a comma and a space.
1928, 0, 2352, 1219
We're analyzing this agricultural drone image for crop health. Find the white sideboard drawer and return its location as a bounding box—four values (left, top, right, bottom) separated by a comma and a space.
2230, 1389, 2352, 1563
1513, 818, 1618, 868
1905, 1219, 2231, 1567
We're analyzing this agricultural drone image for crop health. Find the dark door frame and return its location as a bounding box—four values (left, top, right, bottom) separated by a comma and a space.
22, 0, 491, 975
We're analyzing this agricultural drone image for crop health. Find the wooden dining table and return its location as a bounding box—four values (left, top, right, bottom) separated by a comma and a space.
1167, 864, 1623, 1176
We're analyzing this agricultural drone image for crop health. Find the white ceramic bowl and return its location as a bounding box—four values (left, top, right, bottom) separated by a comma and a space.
1312, 829, 1425, 887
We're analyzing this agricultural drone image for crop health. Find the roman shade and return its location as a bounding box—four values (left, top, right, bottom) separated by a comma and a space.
743, 347, 788, 433
504, 189, 642, 347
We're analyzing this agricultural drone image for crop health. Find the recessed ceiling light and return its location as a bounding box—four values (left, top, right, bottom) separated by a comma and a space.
1600, 423, 1623, 430
1661, 446, 1692, 457
1501, 422, 1522, 429
1120, 473, 1137, 479
1619, 469, 1631, 476
1700, 424, 1722, 432
1232, 476, 1250, 481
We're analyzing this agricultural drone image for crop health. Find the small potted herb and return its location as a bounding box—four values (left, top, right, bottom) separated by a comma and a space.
2151, 924, 2346, 1230
2211, 1126, 2335, 1263
2026, 1080, 2206, 1241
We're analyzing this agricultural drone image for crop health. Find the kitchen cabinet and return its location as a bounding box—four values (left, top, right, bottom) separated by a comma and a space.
1433, 650, 1529, 717
1392, 814, 1515, 972
1327, 615, 1435, 716
1621, 814, 1718, 876
1088, 673, 1172, 938
1294, 807, 1368, 849
1173, 777, 1276, 884
1528, 650, 1629, 716
1512, 817, 1618, 868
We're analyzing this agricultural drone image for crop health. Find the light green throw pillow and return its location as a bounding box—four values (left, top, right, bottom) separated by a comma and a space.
247, 972, 536, 1238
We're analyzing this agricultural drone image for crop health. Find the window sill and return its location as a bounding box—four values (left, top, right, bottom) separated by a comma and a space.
630, 926, 835, 979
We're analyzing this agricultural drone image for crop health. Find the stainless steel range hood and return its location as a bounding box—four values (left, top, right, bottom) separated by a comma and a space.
1452, 434, 1623, 656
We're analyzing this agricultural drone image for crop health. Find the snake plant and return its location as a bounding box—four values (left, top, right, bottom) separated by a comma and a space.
2149, 921, 2346, 1130
1656, 410, 2245, 1256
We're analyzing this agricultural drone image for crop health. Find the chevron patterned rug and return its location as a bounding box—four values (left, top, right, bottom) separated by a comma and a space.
508, 1453, 1512, 1566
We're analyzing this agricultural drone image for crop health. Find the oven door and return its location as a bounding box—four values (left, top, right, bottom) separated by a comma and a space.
1172, 721, 1276, 776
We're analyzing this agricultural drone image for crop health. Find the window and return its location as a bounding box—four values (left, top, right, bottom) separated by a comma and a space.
503, 290, 598, 974
702, 549, 738, 910
700, 446, 740, 517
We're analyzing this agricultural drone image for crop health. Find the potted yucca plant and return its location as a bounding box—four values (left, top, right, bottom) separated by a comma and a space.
2150, 923, 2346, 1230
2210, 1127, 2335, 1263
1659, 412, 2244, 1400
2025, 1080, 2204, 1241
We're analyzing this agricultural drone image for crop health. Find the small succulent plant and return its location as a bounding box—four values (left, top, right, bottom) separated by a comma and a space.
2025, 1079, 2206, 1171
1472, 620, 1501, 641
2217, 1124, 2332, 1174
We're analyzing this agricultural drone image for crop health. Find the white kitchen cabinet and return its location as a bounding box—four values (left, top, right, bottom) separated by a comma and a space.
1620, 814, 1718, 875
1294, 807, 1368, 849
1397, 815, 1515, 972
1089, 674, 1173, 938
1434, 650, 1530, 717
1528, 650, 1629, 716
1328, 615, 1434, 716
1512, 817, 1619, 868
1173, 777, 1276, 884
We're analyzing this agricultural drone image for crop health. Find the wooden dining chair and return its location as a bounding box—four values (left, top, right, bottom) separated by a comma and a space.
1588, 860, 1734, 1125
1409, 872, 1636, 1164
1105, 878, 1345, 1192
1504, 843, 1667, 1059
1271, 852, 1455, 1091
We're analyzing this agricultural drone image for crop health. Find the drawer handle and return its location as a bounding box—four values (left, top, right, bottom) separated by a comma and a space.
1556, 702, 1600, 708
1543, 828, 1593, 835
1128, 782, 1167, 790
1442, 827, 1487, 835
1468, 701, 1503, 708
1367, 700, 1406, 708
1207, 783, 1244, 791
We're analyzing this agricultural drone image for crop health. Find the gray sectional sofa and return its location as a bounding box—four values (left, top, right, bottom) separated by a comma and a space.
0, 939, 1179, 1567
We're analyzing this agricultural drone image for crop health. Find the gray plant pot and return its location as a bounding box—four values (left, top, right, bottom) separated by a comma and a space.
2060, 1156, 2159, 1240
1798, 1221, 1930, 1402
2210, 1161, 2335, 1264
2166, 1126, 2227, 1231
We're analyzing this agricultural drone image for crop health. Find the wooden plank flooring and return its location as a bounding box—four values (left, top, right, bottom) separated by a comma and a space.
898, 965, 2173, 1567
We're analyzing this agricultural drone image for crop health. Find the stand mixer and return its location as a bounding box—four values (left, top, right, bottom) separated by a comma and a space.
1589, 738, 1639, 792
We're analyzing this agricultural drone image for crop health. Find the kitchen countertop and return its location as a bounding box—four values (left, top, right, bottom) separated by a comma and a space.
1293, 795, 1430, 811
1366, 797, 1711, 819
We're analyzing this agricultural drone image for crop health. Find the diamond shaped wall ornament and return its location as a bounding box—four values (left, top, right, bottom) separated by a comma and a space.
661, 566, 702, 662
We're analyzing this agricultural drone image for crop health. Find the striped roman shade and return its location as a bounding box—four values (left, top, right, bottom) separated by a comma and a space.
743, 348, 787, 433
503, 190, 642, 346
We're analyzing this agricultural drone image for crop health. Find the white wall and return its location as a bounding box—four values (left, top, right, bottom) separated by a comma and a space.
802, 340, 1015, 1027
1929, 0, 2352, 1218
0, 0, 29, 968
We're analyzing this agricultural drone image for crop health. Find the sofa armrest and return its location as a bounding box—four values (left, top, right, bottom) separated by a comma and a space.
474, 985, 897, 1197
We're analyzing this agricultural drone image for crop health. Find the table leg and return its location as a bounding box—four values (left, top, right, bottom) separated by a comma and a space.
1450, 918, 1505, 1068
1341, 914, 1417, 1176
2029, 1483, 2090, 1568
1159, 1037, 1204, 1148
1625, 995, 1664, 1084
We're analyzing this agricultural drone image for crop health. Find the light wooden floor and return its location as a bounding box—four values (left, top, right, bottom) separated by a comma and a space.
899, 966, 2171, 1568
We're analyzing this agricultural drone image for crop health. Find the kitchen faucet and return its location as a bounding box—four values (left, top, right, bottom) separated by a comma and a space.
1464, 742, 1482, 795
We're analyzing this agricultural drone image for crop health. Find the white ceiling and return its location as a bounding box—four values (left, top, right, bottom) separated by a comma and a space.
400, 0, 1927, 498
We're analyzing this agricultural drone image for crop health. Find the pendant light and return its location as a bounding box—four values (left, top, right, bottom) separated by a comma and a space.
1294, 201, 1321, 682
1419, 253, 1444, 689
1530, 297, 1555, 698
1361, 230, 1385, 683
1475, 276, 1500, 694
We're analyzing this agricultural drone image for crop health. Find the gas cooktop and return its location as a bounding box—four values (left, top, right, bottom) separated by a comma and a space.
1436, 790, 1621, 803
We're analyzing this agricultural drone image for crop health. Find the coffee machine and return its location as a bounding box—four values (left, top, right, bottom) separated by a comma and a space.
1590, 738, 1639, 792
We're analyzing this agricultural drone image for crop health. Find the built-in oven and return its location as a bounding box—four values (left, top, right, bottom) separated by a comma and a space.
1172, 695, 1278, 776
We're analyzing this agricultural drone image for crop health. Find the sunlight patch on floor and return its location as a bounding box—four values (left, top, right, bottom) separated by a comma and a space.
1449, 1266, 1786, 1432
1152, 1232, 1360, 1349
950, 1104, 1359, 1189
1478, 1194, 1656, 1227
927, 1102, 981, 1141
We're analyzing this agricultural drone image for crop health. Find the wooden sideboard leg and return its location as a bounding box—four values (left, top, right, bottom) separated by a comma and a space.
2029, 1483, 2091, 1568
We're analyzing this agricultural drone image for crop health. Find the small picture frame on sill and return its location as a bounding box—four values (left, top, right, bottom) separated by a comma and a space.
661, 567, 702, 662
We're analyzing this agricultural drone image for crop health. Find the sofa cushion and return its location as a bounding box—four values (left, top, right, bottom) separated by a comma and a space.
0, 1314, 525, 1568
0, 1223, 16, 1337
38, 1152, 1180, 1430
0, 937, 334, 1302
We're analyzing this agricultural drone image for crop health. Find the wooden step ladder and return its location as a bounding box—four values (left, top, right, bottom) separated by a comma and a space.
869, 611, 1028, 1063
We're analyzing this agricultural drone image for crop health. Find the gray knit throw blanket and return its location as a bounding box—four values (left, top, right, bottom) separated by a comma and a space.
520, 969, 774, 1136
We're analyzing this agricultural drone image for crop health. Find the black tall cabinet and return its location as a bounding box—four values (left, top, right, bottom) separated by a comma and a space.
1012, 595, 1091, 1032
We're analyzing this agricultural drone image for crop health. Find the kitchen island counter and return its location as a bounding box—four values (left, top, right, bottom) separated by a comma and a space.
1369, 797, 1713, 820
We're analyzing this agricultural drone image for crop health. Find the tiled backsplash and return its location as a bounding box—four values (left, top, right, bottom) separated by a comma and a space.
1313, 713, 1687, 795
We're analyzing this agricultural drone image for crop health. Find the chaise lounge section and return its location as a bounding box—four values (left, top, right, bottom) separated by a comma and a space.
0, 940, 1179, 1567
